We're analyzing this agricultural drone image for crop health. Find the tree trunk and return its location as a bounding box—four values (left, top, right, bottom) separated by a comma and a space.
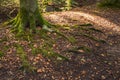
11, 0, 48, 34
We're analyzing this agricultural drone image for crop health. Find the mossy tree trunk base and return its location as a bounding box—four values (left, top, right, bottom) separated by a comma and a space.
9, 0, 50, 35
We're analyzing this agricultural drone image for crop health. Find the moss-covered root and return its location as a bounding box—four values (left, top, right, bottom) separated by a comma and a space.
4, 0, 53, 36
9, 13, 27, 36
7, 12, 51, 36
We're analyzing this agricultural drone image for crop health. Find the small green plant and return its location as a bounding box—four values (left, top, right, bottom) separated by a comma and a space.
0, 51, 4, 57
65, 0, 72, 10
97, 0, 120, 8
39, 0, 76, 12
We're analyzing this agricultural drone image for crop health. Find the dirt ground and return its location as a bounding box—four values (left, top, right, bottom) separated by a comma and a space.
0, 1, 120, 80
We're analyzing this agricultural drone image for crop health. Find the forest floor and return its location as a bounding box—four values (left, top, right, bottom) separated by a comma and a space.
0, 3, 120, 80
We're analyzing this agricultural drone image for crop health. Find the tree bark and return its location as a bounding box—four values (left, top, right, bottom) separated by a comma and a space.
11, 0, 48, 34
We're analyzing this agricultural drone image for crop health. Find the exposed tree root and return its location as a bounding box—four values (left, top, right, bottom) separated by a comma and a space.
6, 11, 52, 36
